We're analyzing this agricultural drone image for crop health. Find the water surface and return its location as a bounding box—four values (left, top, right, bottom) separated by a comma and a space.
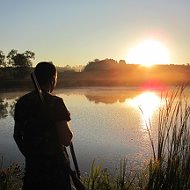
1, 87, 187, 173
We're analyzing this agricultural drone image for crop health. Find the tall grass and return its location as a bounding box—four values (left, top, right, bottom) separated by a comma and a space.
83, 159, 136, 190
84, 86, 190, 190
145, 86, 190, 190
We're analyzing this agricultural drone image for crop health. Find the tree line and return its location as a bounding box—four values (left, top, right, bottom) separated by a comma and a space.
0, 49, 35, 68
0, 49, 35, 81
1, 49, 190, 89
83, 59, 127, 72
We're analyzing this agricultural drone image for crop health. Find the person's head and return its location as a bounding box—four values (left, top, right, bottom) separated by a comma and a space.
34, 62, 57, 92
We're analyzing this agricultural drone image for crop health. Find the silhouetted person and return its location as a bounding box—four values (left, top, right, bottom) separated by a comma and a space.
14, 62, 73, 190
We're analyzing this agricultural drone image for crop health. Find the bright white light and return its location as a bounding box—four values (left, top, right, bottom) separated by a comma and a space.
126, 39, 170, 67
127, 91, 161, 120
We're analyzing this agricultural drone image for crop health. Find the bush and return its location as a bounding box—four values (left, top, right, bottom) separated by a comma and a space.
0, 158, 23, 190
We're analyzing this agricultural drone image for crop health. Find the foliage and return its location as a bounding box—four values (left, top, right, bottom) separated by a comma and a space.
8, 49, 34, 68
83, 86, 190, 190
0, 49, 34, 68
0, 157, 23, 190
13, 52, 34, 68
0, 51, 6, 67
0, 49, 35, 79
142, 86, 190, 190
84, 160, 114, 190
83, 159, 136, 190
83, 59, 120, 72
6, 50, 18, 67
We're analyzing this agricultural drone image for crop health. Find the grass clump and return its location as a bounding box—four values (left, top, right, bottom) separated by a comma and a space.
0, 157, 23, 190
144, 86, 190, 190
83, 159, 136, 190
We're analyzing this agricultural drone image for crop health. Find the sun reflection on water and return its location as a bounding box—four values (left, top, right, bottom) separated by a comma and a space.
127, 91, 161, 121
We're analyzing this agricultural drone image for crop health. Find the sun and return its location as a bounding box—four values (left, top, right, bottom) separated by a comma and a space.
126, 39, 170, 67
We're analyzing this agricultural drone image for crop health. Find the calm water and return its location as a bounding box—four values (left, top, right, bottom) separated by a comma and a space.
0, 87, 189, 174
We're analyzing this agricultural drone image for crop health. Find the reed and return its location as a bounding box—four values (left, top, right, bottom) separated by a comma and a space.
145, 86, 190, 190
83, 159, 137, 190
83, 160, 112, 190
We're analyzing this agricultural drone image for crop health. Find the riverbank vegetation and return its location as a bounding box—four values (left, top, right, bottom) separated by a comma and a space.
1, 49, 190, 90
0, 86, 189, 189
83, 87, 190, 190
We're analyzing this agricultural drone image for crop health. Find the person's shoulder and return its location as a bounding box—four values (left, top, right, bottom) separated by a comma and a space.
45, 93, 63, 104
46, 93, 70, 121
46, 93, 62, 100
16, 91, 35, 106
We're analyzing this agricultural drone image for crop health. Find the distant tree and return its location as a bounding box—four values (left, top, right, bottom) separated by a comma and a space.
94, 59, 100, 62
13, 51, 34, 67
13, 54, 29, 67
83, 60, 98, 72
13, 53, 31, 67
7, 49, 18, 66
7, 49, 35, 68
7, 49, 35, 78
119, 60, 126, 65
83, 59, 118, 72
24, 50, 35, 60
0, 50, 6, 67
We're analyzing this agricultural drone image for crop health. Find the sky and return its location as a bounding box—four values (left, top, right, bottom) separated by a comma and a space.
0, 0, 190, 67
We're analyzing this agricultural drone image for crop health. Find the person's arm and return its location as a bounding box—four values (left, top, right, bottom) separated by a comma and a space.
56, 121, 73, 146
13, 121, 26, 156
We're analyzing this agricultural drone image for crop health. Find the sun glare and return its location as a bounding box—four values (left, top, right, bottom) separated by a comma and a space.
127, 91, 161, 121
126, 39, 170, 67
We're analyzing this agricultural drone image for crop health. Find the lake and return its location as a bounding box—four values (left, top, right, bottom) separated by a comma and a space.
0, 87, 189, 174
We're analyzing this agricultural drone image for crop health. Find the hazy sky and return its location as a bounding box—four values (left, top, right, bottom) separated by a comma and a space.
0, 0, 189, 66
